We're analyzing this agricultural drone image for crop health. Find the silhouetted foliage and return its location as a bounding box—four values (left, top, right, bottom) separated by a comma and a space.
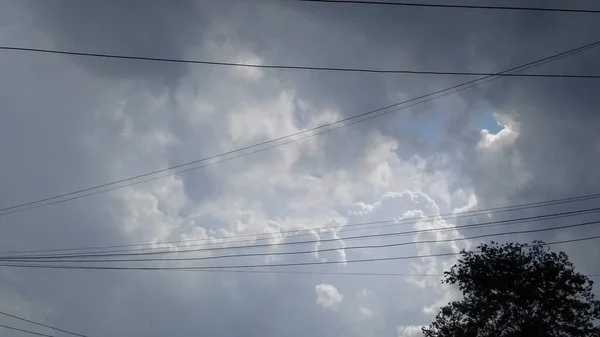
422, 241, 600, 337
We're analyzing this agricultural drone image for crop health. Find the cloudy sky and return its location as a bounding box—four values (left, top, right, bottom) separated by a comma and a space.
1, 0, 600, 336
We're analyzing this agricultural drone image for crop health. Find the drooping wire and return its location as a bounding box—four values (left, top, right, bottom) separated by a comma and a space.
5, 206, 597, 260
2, 217, 599, 264
299, 0, 600, 14
1, 39, 599, 217
0, 311, 88, 337
4, 191, 599, 257
1, 231, 598, 272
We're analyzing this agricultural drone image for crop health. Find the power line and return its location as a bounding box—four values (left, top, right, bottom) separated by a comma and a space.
196, 270, 600, 278
0, 323, 56, 337
1, 41, 597, 217
6, 193, 600, 257
1, 39, 598, 218
299, 0, 600, 14
4, 218, 599, 264
4, 192, 599, 257
0, 311, 88, 337
0, 234, 598, 272
1, 46, 599, 78
0, 264, 596, 278
64, 269, 599, 278
0, 265, 594, 278
186, 269, 446, 277
6, 206, 597, 260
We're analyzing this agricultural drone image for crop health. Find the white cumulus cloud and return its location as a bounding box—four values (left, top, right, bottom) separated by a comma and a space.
315, 284, 343, 310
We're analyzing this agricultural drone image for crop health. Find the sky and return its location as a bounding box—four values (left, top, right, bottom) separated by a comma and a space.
0, 1, 600, 336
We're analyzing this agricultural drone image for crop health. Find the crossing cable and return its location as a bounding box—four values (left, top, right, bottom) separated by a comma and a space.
1, 46, 599, 78
1, 40, 599, 218
0, 324, 56, 337
0, 310, 88, 337
0, 266, 597, 278
0, 233, 598, 271
299, 0, 600, 14
2, 216, 599, 264
36, 268, 591, 278
4, 206, 598, 261
4, 191, 600, 258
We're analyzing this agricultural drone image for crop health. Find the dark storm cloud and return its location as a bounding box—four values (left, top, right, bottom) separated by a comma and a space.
2, 1, 600, 337
421, 3, 600, 277
22, 0, 204, 86
187, 0, 600, 175
22, 0, 598, 175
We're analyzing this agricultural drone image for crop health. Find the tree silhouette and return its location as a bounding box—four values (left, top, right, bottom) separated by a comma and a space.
422, 241, 600, 337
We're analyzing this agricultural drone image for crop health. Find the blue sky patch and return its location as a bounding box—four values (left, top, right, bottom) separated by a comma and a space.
409, 112, 446, 143
471, 110, 503, 134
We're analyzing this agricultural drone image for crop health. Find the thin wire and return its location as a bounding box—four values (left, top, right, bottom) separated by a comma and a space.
6, 206, 597, 260
199, 269, 444, 277
5, 192, 600, 257
0, 311, 88, 337
89, 269, 598, 278
0, 265, 596, 278
1, 46, 598, 78
0, 234, 598, 271
299, 0, 600, 14
4, 218, 599, 264
1, 39, 599, 217
8, 208, 600, 261
0, 324, 56, 337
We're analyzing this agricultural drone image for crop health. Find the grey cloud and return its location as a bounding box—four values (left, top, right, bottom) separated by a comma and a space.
21, 0, 204, 87
2, 1, 600, 337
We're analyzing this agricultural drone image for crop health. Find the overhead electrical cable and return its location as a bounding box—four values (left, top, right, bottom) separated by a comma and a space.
1, 40, 599, 218
0, 324, 57, 337
0, 234, 598, 272
4, 206, 598, 260
1, 46, 599, 78
3, 218, 599, 264
4, 191, 600, 257
0, 310, 88, 337
0, 265, 596, 278
299, 0, 600, 14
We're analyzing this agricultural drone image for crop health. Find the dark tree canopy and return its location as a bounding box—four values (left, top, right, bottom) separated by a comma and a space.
422, 241, 600, 337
